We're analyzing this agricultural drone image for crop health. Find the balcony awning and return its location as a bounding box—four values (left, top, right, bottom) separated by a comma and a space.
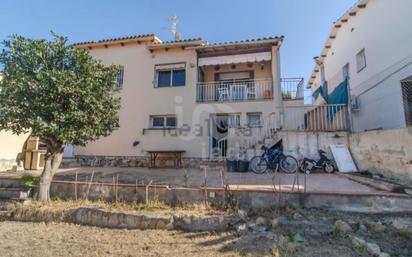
198, 52, 271, 66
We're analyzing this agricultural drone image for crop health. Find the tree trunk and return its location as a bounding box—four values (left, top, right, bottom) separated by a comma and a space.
38, 147, 63, 202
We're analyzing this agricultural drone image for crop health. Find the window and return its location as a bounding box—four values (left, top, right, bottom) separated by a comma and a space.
228, 114, 241, 128
342, 63, 350, 80
247, 113, 262, 127
155, 63, 186, 87
401, 79, 412, 126
149, 115, 177, 128
115, 67, 124, 89
356, 49, 366, 72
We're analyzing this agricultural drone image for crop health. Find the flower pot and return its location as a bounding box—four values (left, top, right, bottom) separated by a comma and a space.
237, 160, 250, 172
226, 159, 238, 172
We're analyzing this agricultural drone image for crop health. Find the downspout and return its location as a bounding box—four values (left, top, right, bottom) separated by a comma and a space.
272, 42, 283, 129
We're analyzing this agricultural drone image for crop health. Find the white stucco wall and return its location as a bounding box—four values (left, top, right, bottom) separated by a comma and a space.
311, 0, 412, 131
350, 127, 412, 179
75, 42, 282, 158
0, 131, 28, 171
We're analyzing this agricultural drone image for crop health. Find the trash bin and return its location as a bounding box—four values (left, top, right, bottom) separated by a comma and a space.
237, 160, 250, 172
226, 159, 238, 172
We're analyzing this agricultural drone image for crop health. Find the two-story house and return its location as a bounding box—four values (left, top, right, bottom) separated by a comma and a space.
73, 35, 302, 166
307, 0, 412, 132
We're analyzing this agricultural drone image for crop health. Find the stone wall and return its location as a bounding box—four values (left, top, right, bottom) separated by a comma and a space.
74, 155, 223, 169
349, 127, 412, 179
49, 181, 412, 213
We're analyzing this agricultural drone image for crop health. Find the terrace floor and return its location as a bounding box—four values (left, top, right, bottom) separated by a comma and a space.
2, 167, 383, 195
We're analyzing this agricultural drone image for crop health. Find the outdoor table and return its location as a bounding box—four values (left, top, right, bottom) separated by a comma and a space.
146, 150, 186, 168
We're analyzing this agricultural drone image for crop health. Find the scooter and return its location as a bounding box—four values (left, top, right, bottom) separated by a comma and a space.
299, 150, 336, 174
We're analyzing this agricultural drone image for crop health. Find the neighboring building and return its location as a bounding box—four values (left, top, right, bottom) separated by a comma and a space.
307, 0, 412, 132
0, 73, 30, 171
73, 35, 303, 162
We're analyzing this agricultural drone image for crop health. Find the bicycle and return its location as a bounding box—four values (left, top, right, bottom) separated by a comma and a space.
249, 141, 298, 174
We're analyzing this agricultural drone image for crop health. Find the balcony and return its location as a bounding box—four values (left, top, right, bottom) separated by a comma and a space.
196, 79, 273, 103
281, 78, 304, 100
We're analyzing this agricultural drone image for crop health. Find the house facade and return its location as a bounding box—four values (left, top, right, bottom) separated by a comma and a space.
73, 35, 302, 164
0, 73, 30, 171
307, 0, 412, 132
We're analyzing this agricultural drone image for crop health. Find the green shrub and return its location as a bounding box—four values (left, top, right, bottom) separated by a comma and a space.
19, 175, 39, 188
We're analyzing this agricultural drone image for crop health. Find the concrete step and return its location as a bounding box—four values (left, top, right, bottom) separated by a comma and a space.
0, 188, 29, 200
0, 178, 22, 188
61, 158, 81, 168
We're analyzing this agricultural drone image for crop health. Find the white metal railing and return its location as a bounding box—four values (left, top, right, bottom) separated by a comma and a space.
281, 78, 304, 100
196, 79, 273, 103
282, 104, 349, 131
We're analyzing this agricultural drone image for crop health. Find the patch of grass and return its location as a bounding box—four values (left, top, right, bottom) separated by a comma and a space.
30, 198, 229, 217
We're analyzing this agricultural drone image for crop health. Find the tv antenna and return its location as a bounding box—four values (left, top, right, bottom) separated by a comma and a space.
167, 15, 181, 41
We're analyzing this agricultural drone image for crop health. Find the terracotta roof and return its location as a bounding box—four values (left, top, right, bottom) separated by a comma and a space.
73, 34, 159, 47
206, 36, 283, 47
150, 37, 203, 45
146, 38, 206, 50
306, 0, 369, 89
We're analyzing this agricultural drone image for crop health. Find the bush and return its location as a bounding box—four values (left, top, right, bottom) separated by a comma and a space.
19, 175, 39, 188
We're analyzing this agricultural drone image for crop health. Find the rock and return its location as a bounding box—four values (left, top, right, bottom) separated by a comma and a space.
271, 216, 287, 228
352, 236, 366, 248
366, 242, 381, 256
335, 220, 352, 233
304, 228, 322, 238
256, 216, 267, 225
391, 218, 412, 233
368, 221, 385, 233
293, 212, 303, 219
378, 252, 390, 257
237, 209, 248, 220
252, 225, 268, 233
235, 223, 247, 234
358, 223, 368, 232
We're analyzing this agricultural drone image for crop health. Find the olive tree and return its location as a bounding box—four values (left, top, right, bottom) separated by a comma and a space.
0, 33, 120, 201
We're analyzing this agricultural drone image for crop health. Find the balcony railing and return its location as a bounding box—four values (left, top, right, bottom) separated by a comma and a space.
282, 104, 349, 131
196, 79, 273, 103
281, 78, 304, 100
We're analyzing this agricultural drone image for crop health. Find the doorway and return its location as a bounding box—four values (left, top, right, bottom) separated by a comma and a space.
209, 114, 240, 159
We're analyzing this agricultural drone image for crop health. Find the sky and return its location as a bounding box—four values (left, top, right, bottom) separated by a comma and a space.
0, 0, 355, 82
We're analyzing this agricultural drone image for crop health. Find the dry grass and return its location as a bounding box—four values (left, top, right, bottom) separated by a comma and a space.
27, 198, 229, 217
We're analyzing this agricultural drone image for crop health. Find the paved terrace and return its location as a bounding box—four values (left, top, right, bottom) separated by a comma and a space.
6, 167, 380, 194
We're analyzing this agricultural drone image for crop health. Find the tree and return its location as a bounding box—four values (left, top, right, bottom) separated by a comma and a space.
0, 33, 121, 201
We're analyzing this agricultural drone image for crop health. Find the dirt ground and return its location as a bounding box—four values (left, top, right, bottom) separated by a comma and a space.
0, 221, 245, 257
1, 204, 411, 257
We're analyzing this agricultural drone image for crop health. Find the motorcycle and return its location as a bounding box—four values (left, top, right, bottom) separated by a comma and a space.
299, 149, 336, 174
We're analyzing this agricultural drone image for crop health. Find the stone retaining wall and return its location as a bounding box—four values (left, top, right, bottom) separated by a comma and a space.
74, 155, 223, 169
10, 205, 234, 232
49, 181, 412, 213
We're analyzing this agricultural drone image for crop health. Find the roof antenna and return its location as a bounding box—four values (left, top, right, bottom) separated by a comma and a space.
167, 15, 181, 41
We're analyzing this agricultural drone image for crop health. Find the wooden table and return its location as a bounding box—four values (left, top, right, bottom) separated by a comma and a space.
146, 150, 186, 168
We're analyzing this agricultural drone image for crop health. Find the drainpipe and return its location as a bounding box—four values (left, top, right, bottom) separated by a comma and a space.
272, 44, 283, 129
347, 76, 354, 133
